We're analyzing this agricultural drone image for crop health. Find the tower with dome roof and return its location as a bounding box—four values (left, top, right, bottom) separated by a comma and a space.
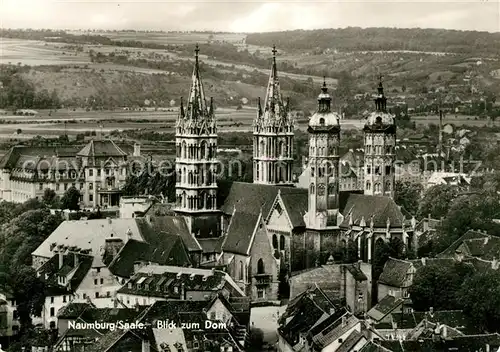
305, 78, 343, 231
363, 76, 396, 198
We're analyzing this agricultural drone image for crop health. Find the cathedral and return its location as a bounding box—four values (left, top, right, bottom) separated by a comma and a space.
173, 45, 416, 302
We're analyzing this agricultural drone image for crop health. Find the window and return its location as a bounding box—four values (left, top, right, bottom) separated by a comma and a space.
50, 297, 54, 304
310, 183, 315, 194
174, 286, 179, 294
39, 183, 43, 190
280, 235, 285, 251
56, 183, 60, 191
239, 261, 244, 281
210, 312, 216, 320
95, 292, 99, 298
50, 307, 55, 317
272, 235, 278, 249
100, 278, 103, 284
89, 182, 93, 190
63, 295, 66, 303
83, 293, 87, 299
257, 288, 265, 299
385, 166, 391, 175
89, 169, 93, 176
96, 268, 100, 273
257, 259, 265, 274
97, 169, 101, 177
94, 279, 98, 285
64, 183, 68, 190
89, 194, 93, 202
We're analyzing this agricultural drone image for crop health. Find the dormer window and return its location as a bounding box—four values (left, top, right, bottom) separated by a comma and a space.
319, 118, 325, 126
174, 286, 179, 294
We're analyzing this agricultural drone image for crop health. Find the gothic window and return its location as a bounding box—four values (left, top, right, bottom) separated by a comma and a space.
181, 141, 187, 159
386, 181, 391, 191
311, 166, 315, 177
239, 261, 244, 281
375, 166, 381, 175
198, 192, 205, 209
280, 235, 285, 251
318, 183, 326, 196
207, 170, 212, 185
256, 164, 260, 180
328, 183, 337, 194
182, 167, 186, 183
367, 166, 371, 175
375, 183, 381, 193
257, 259, 265, 274
279, 141, 284, 157
272, 235, 278, 249
366, 182, 371, 190
200, 141, 207, 159
310, 183, 315, 194
260, 140, 265, 155
385, 165, 391, 175
182, 192, 186, 208
188, 171, 193, 185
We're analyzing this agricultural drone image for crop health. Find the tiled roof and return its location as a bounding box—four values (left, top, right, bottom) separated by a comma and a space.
345, 264, 368, 281
198, 237, 225, 253
141, 216, 201, 252
279, 286, 337, 347
220, 181, 303, 217
336, 330, 365, 352
0, 146, 79, 170
367, 294, 404, 322
378, 258, 412, 287
57, 302, 94, 319
221, 211, 260, 255
108, 237, 191, 278
439, 230, 489, 257
339, 193, 406, 229
461, 236, 500, 260
312, 313, 359, 349
77, 139, 127, 157
409, 257, 455, 271
37, 253, 93, 296
279, 191, 308, 228
359, 341, 393, 352
32, 218, 144, 266
392, 310, 479, 335
117, 265, 244, 299
380, 333, 500, 351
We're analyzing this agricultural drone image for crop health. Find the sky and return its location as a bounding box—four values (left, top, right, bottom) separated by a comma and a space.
1, 0, 499, 33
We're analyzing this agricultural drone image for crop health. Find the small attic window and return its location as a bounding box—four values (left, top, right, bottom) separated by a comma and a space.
319, 118, 325, 126
376, 116, 382, 124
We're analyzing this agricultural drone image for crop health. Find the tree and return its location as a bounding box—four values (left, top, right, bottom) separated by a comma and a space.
395, 181, 422, 215
458, 271, 500, 333
42, 188, 56, 206
409, 262, 474, 311
11, 266, 46, 330
436, 191, 500, 251
417, 184, 458, 219
60, 187, 81, 210
372, 238, 405, 281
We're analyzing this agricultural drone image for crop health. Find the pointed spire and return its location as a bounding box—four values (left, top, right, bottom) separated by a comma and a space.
179, 97, 185, 118
186, 43, 208, 120
258, 97, 262, 117
263, 44, 283, 116
322, 76, 327, 93
318, 77, 332, 113
209, 97, 214, 116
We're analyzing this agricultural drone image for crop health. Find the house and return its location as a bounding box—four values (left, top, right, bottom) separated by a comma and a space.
84, 297, 250, 352
0, 287, 19, 338
0, 140, 146, 207
116, 264, 245, 307
119, 196, 157, 218
289, 261, 371, 315
53, 303, 146, 351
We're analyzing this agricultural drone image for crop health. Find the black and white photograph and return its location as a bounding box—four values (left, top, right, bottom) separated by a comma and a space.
0, 0, 500, 351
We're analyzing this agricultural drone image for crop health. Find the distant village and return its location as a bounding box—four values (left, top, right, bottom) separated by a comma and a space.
0, 46, 499, 352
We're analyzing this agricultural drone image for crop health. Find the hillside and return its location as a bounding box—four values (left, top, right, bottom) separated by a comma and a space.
246, 27, 500, 57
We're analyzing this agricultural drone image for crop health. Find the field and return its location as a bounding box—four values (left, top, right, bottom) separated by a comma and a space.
83, 31, 247, 45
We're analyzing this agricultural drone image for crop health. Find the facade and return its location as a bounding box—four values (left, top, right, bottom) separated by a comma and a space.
174, 44, 220, 236
0, 140, 142, 207
0, 287, 19, 338
363, 80, 396, 198
253, 45, 294, 186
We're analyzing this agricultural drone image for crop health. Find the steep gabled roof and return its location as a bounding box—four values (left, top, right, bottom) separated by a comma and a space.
139, 216, 201, 252
367, 294, 404, 322
439, 230, 489, 257
378, 258, 413, 287
221, 211, 260, 255
279, 191, 308, 228
339, 193, 406, 228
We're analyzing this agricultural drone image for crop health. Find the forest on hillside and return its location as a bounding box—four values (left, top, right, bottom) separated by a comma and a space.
246, 27, 500, 56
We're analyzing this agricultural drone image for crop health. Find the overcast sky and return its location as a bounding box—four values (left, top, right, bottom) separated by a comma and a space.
1, 0, 499, 33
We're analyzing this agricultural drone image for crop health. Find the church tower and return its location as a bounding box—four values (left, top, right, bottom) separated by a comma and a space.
363, 77, 396, 198
175, 45, 219, 233
305, 79, 342, 230
253, 45, 294, 186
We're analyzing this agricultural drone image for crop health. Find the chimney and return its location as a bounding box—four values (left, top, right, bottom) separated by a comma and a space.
133, 261, 144, 274
484, 236, 490, 245
134, 143, 141, 157
442, 325, 447, 339
141, 340, 150, 352
74, 251, 79, 268
421, 257, 427, 266
58, 250, 63, 269
341, 315, 347, 327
